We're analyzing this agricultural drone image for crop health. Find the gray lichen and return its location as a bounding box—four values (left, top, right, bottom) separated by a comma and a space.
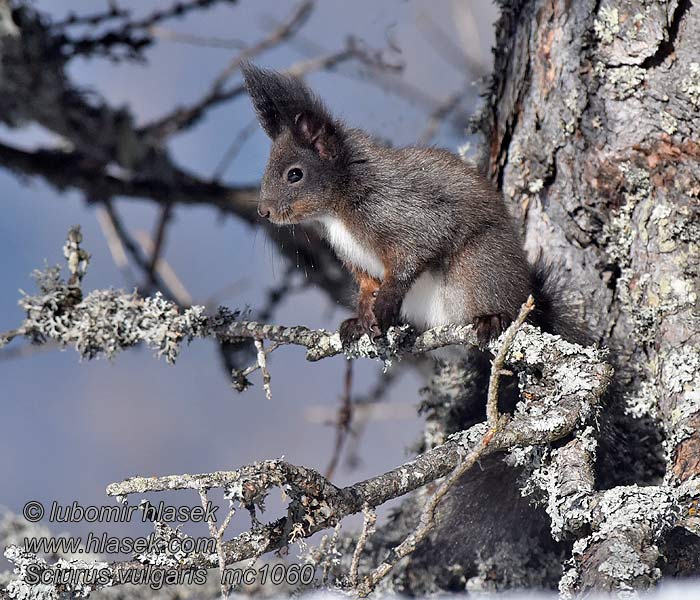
600, 163, 678, 342
4, 544, 112, 599
680, 62, 700, 110
659, 110, 678, 135
134, 521, 211, 569
20, 275, 207, 363
606, 65, 646, 100
605, 179, 699, 462
560, 484, 684, 597
7, 227, 209, 363
662, 346, 700, 452
594, 5, 620, 45
625, 376, 660, 420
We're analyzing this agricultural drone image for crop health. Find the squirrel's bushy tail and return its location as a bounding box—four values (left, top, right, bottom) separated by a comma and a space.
529, 258, 591, 345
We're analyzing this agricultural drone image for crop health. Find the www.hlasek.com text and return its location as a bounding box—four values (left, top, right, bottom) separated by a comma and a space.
25, 532, 218, 556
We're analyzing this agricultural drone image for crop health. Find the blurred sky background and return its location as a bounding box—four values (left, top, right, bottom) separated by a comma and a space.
0, 0, 498, 546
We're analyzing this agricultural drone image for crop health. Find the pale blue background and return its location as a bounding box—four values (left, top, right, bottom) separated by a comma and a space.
0, 0, 497, 545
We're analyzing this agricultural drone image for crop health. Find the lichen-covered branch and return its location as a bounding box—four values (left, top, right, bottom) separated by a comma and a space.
4, 293, 617, 596
1, 229, 624, 596
0, 228, 486, 370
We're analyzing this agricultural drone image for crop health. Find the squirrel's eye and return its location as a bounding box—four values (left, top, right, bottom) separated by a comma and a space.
287, 168, 304, 183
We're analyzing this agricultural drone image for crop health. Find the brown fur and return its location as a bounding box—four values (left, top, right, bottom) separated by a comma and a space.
242, 63, 579, 345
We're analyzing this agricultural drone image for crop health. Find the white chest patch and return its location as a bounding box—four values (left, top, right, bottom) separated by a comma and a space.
319, 217, 384, 279
401, 271, 450, 329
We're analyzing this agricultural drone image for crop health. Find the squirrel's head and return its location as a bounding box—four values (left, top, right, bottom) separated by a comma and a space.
243, 63, 351, 225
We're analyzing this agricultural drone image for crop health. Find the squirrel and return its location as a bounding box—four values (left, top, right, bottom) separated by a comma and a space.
242, 64, 608, 587
240, 65, 662, 591
242, 63, 576, 345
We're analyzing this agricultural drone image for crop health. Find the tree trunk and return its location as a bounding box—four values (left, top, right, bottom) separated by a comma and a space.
475, 0, 699, 592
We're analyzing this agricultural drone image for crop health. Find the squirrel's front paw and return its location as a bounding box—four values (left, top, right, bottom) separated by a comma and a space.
339, 316, 381, 346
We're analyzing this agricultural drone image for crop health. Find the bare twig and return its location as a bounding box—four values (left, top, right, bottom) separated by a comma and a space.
350, 504, 376, 587
210, 1, 314, 93
212, 118, 260, 180
418, 91, 463, 145
55, 0, 239, 60
95, 204, 133, 283
100, 200, 175, 300
63, 225, 90, 286
198, 488, 236, 600
53, 6, 128, 29
143, 1, 314, 139
254, 339, 272, 400
342, 367, 403, 470
358, 432, 492, 596
486, 295, 535, 427
230, 341, 281, 393
134, 229, 193, 306
325, 359, 354, 479
148, 26, 246, 50
145, 203, 173, 290
0, 327, 27, 350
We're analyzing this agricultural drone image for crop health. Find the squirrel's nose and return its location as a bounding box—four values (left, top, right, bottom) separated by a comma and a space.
257, 206, 271, 219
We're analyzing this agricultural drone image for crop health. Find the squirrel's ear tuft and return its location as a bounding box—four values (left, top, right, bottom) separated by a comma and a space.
242, 62, 288, 138
242, 63, 343, 159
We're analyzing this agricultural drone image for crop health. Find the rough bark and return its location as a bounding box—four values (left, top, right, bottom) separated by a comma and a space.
480, 0, 700, 592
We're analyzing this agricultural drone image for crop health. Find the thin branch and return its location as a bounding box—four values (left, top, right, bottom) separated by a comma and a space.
325, 359, 354, 479
212, 118, 259, 180
230, 341, 281, 393
95, 204, 134, 284
198, 488, 235, 600
486, 295, 535, 426
350, 504, 376, 587
254, 339, 272, 400
52, 6, 128, 29
134, 229, 193, 306
358, 431, 492, 596
145, 203, 174, 290
418, 90, 462, 145
99, 200, 177, 302
342, 366, 403, 470
55, 0, 239, 60
148, 26, 246, 50
0, 327, 27, 350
